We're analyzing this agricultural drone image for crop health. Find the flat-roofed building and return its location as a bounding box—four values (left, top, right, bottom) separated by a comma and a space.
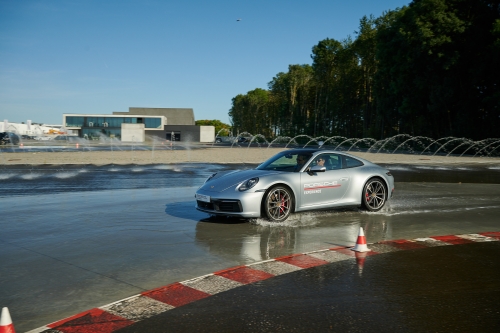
63, 107, 214, 142
113, 107, 195, 125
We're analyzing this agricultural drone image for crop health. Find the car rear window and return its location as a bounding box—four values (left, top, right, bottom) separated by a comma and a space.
344, 156, 364, 168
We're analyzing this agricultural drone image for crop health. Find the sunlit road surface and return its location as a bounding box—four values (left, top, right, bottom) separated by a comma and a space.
0, 163, 499, 332
116, 241, 500, 333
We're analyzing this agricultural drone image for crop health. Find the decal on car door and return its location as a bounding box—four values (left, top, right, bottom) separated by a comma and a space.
303, 181, 340, 194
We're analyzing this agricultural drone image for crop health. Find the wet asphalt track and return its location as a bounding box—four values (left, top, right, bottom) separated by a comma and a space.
115, 241, 500, 333
0, 162, 499, 332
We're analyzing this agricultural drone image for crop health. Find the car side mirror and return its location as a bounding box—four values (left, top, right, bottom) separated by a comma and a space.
309, 165, 326, 173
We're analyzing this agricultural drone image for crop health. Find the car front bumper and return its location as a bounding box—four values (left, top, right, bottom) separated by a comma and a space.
195, 189, 265, 218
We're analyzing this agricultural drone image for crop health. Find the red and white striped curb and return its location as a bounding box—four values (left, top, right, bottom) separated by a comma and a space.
26, 231, 500, 333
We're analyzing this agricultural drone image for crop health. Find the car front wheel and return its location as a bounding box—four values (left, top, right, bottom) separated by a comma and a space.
361, 178, 387, 211
263, 186, 293, 222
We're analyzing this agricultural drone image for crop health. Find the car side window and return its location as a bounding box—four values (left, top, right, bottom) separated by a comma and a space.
327, 154, 342, 170
309, 154, 325, 168
344, 156, 364, 168
309, 154, 342, 171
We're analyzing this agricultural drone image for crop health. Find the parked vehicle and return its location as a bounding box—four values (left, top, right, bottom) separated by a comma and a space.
0, 132, 20, 145
215, 136, 235, 143
52, 135, 79, 142
214, 136, 250, 144
34, 136, 52, 141
237, 136, 249, 143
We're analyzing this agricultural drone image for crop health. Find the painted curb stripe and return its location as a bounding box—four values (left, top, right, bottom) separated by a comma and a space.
182, 274, 243, 295
413, 237, 451, 247
215, 266, 275, 284
46, 308, 134, 333
307, 250, 353, 263
26, 231, 500, 333
431, 235, 475, 245
381, 239, 429, 250
102, 295, 174, 322
276, 253, 330, 268
142, 282, 210, 308
248, 260, 302, 276
480, 231, 500, 239
458, 233, 497, 242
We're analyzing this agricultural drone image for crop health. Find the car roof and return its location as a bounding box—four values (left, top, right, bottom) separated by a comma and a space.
285, 148, 351, 155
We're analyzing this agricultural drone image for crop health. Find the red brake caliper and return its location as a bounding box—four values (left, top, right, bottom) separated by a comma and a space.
279, 193, 287, 215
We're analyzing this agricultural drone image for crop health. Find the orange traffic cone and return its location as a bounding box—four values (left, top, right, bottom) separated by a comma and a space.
0, 307, 15, 333
351, 227, 371, 252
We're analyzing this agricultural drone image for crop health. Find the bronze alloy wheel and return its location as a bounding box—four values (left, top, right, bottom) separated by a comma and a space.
264, 186, 292, 222
362, 178, 387, 211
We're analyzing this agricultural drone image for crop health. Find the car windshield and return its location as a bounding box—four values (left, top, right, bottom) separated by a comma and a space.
256, 151, 314, 172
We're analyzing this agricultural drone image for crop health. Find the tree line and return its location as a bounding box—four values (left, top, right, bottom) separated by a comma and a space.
228, 0, 500, 140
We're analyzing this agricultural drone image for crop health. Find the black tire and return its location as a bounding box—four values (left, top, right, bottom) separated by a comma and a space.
263, 186, 293, 222
361, 178, 387, 211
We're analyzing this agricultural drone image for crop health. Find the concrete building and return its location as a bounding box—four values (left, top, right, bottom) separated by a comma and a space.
63, 107, 214, 143
113, 107, 195, 125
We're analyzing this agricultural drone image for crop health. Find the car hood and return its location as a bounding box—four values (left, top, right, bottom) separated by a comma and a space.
199, 169, 279, 193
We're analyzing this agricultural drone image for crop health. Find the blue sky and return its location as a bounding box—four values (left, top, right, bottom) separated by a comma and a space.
0, 0, 410, 125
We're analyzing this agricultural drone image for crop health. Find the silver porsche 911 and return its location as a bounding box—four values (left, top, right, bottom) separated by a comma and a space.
195, 148, 394, 222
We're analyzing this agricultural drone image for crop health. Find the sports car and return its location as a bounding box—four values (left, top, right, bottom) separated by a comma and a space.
195, 148, 394, 222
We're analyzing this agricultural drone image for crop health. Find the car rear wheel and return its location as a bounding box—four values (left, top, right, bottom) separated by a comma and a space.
361, 178, 387, 211
264, 186, 293, 222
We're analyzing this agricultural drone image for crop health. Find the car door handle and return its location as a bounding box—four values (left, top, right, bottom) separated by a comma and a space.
340, 177, 348, 181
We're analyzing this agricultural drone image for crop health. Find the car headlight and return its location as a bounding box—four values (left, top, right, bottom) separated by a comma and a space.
239, 177, 259, 191
205, 173, 217, 183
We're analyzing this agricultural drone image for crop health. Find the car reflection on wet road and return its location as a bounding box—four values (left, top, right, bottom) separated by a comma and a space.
0, 163, 499, 332
193, 182, 500, 263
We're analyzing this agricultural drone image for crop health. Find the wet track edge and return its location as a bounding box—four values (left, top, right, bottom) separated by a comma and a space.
26, 231, 500, 333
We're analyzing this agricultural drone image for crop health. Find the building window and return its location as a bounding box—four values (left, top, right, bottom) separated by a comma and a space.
66, 116, 84, 127
145, 118, 162, 128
